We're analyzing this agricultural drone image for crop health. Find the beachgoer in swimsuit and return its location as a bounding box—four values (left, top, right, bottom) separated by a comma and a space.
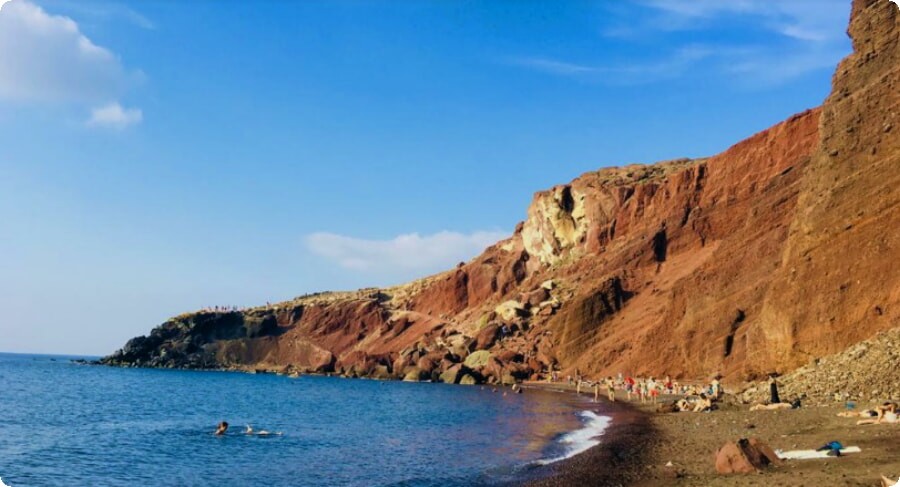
857, 402, 899, 425
214, 421, 229, 436
750, 402, 792, 411
625, 376, 635, 401
693, 394, 713, 412
605, 377, 616, 402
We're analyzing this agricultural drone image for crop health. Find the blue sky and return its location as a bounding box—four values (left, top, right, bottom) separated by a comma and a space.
0, 0, 851, 354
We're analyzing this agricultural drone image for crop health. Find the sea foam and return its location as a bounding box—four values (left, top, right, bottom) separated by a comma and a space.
535, 410, 611, 465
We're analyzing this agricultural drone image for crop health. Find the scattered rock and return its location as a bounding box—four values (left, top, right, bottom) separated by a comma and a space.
714, 438, 781, 474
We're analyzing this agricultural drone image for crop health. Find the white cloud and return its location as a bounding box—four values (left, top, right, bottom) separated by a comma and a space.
87, 102, 142, 129
306, 230, 508, 273
0, 0, 142, 123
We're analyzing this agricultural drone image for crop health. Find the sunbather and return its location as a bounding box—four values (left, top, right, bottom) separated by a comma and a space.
857, 403, 899, 425
750, 402, 792, 411
693, 394, 713, 412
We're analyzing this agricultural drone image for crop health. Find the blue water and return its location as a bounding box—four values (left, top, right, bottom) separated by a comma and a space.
0, 354, 606, 486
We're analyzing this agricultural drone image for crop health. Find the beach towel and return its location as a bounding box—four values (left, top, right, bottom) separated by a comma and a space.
776, 446, 861, 460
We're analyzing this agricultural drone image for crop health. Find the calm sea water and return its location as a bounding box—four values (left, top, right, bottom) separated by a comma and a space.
0, 354, 609, 487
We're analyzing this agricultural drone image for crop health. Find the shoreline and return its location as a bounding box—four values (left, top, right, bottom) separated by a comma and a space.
518, 383, 654, 487
520, 382, 900, 486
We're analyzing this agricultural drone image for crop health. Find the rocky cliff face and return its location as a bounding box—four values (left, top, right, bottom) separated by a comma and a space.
103, 0, 900, 384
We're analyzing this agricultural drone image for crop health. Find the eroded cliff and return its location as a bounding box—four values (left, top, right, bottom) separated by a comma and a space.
103, 0, 900, 384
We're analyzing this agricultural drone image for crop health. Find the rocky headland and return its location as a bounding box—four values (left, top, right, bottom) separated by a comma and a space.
102, 0, 899, 394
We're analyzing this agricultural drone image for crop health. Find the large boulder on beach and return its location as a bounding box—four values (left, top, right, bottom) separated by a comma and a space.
439, 364, 465, 384
464, 350, 492, 368
714, 438, 781, 474
402, 367, 426, 382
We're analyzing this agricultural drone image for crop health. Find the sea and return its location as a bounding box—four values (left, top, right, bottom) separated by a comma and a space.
0, 353, 611, 487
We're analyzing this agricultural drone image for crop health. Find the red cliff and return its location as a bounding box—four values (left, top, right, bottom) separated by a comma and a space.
103, 0, 900, 385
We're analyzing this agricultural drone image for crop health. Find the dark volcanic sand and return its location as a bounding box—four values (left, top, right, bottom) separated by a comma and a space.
521, 384, 900, 486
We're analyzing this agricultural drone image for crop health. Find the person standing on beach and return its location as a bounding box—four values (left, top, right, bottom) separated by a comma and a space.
605, 376, 616, 402
769, 374, 781, 404
593, 381, 600, 402
625, 376, 635, 401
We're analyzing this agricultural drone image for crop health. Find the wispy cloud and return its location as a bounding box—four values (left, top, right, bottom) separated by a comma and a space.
508, 45, 734, 84
306, 230, 507, 273
46, 0, 155, 30
0, 0, 144, 123
636, 0, 848, 43
87, 102, 142, 129
511, 0, 850, 87
509, 58, 598, 76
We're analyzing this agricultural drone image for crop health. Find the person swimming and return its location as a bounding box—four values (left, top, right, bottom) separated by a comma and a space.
214, 421, 229, 436
245, 424, 282, 436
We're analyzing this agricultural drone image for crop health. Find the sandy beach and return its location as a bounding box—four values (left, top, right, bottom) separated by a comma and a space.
524, 383, 900, 486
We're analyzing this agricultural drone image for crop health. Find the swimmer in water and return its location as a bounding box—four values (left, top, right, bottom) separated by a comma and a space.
245, 424, 282, 436
214, 421, 229, 436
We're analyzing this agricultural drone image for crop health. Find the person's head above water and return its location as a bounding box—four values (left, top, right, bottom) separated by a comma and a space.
215, 421, 229, 435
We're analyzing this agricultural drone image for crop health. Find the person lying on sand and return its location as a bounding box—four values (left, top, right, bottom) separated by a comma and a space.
214, 421, 229, 436
857, 403, 899, 425
838, 409, 879, 418
750, 402, 793, 411
693, 394, 713, 412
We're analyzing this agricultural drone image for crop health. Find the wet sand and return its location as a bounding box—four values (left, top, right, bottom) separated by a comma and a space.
522, 383, 900, 486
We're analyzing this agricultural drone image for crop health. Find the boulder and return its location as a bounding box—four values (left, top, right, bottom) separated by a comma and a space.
714, 438, 782, 474
370, 364, 392, 380
520, 288, 551, 309
494, 300, 529, 321
416, 357, 438, 375
403, 367, 426, 382
440, 364, 464, 384
496, 350, 524, 363
474, 324, 501, 350
460, 374, 478, 385
464, 350, 493, 369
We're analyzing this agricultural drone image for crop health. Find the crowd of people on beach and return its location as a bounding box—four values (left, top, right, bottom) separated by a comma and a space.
557, 371, 724, 413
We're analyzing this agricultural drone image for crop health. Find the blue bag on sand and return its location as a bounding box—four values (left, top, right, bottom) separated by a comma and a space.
816, 441, 844, 456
